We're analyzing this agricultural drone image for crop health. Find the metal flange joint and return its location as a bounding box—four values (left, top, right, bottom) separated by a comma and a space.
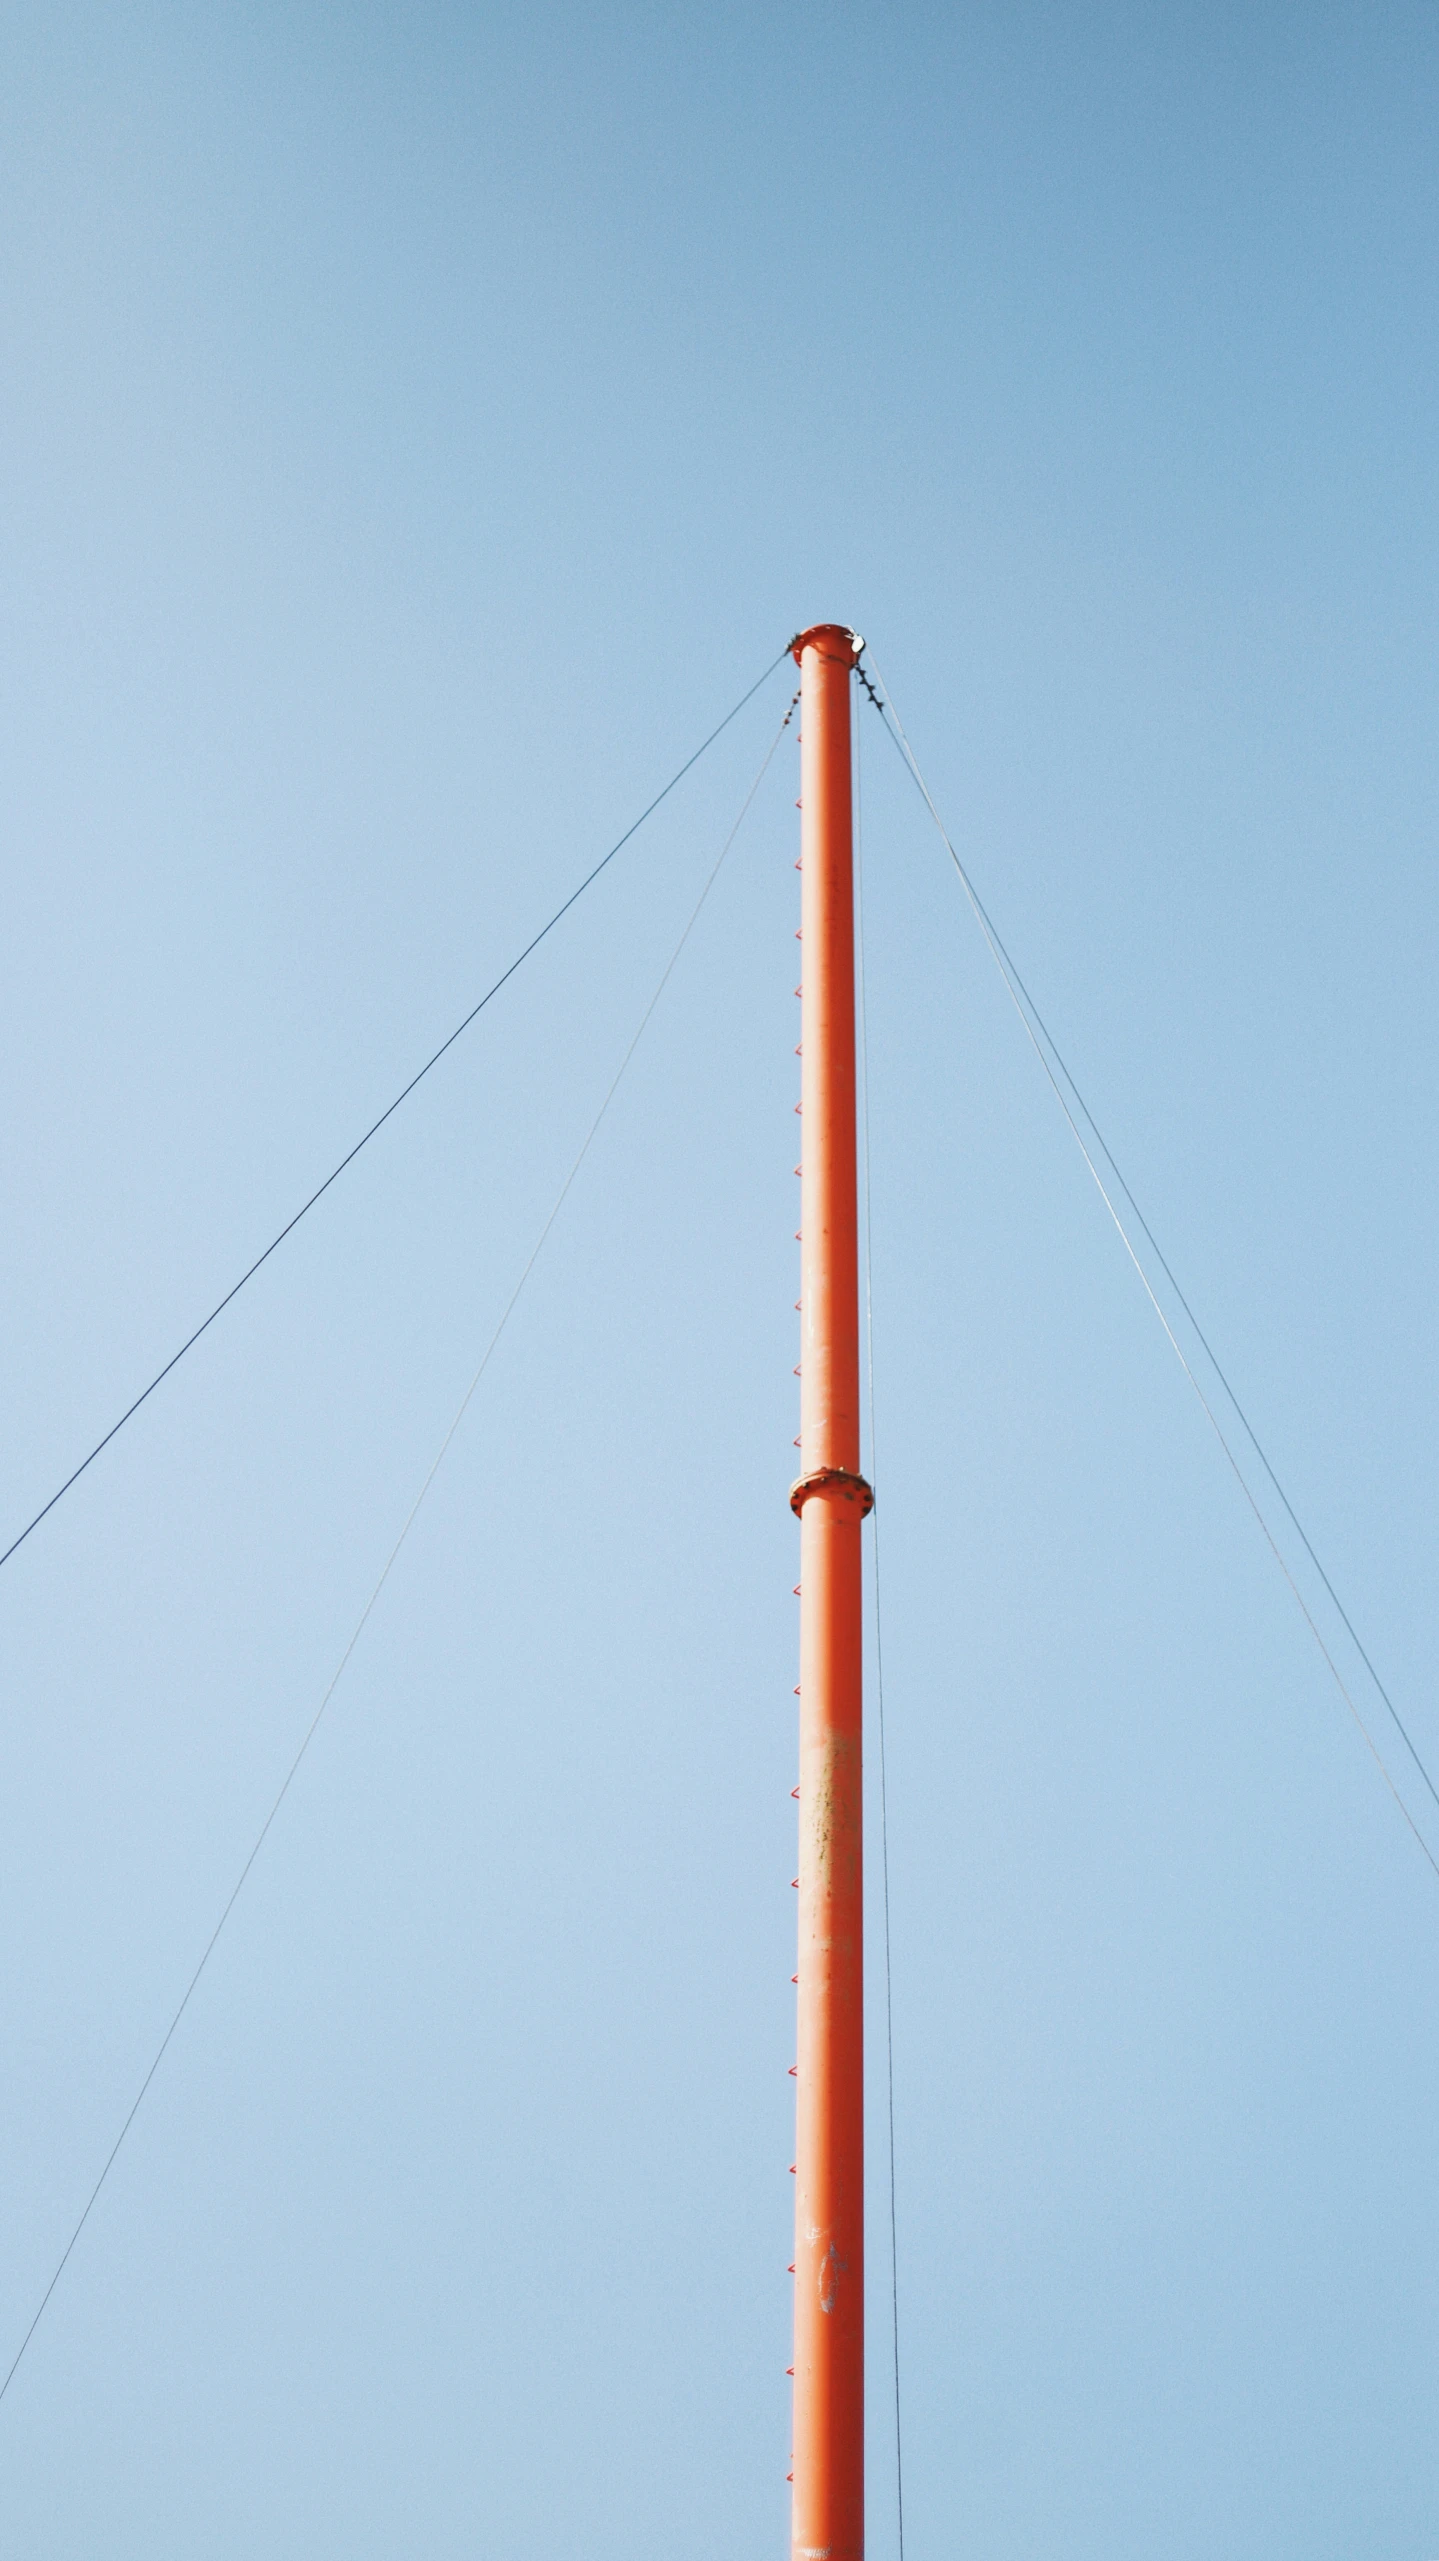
789, 1466, 874, 1519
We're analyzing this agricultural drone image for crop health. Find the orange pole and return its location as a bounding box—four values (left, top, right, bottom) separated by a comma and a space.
790, 623, 870, 2561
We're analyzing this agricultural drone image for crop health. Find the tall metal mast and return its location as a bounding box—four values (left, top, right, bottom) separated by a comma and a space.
790, 624, 870, 2561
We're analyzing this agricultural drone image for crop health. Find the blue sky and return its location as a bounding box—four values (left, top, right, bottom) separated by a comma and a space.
3, 6, 1439, 2554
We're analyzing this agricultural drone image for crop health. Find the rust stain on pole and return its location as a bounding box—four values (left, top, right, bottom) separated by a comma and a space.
789, 622, 870, 2561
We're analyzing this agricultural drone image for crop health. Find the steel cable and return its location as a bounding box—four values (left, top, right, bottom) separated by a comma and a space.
0, 647, 790, 1581
861, 650, 1439, 1886
0, 703, 795, 2411
854, 698, 907, 2561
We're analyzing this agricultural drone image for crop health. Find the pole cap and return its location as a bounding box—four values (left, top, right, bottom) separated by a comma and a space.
789, 624, 862, 668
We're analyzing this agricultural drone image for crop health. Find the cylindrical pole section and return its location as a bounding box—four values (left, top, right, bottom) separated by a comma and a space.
790, 623, 870, 2561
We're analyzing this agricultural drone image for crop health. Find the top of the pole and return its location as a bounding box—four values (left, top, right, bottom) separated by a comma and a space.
789, 624, 863, 668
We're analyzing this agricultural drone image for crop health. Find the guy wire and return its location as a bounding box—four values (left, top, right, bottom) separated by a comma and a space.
0, 646, 792, 1581
854, 689, 907, 2558
860, 650, 1439, 1889
0, 702, 796, 2413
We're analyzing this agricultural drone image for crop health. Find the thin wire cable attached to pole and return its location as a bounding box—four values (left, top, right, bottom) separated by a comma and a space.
0, 647, 791, 1583
854, 698, 906, 2561
0, 704, 794, 2415
860, 649, 1439, 1889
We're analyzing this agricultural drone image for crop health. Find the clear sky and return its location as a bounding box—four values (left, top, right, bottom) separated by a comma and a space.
3, 6, 1439, 2555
